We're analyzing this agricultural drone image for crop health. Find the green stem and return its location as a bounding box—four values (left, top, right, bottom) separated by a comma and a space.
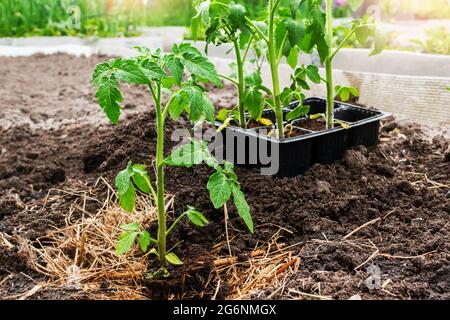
245, 16, 269, 44
325, 0, 334, 130
152, 83, 167, 267
219, 74, 239, 86
166, 212, 188, 237
267, 0, 284, 139
329, 28, 356, 61
233, 38, 247, 129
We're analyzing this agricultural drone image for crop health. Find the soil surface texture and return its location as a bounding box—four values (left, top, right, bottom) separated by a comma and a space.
0, 54, 449, 300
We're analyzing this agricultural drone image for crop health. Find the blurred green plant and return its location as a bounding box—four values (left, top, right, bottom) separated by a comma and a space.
0, 0, 143, 37
410, 26, 450, 56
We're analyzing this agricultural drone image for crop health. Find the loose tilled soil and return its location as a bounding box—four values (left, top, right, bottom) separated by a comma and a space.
0, 54, 449, 300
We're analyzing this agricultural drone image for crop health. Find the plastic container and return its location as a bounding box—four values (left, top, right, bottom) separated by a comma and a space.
215, 97, 390, 177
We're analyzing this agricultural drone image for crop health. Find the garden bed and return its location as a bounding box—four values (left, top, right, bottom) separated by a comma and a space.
0, 54, 449, 300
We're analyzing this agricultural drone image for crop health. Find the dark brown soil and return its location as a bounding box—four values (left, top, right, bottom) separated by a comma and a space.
297, 118, 345, 132
0, 54, 449, 300
298, 118, 327, 132
286, 126, 310, 138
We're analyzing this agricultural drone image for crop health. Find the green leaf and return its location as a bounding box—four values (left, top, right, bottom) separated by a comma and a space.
286, 18, 306, 47
180, 50, 221, 86
202, 94, 216, 124
164, 53, 184, 84
191, 0, 210, 41
121, 222, 140, 232
113, 59, 149, 84
287, 47, 299, 69
348, 86, 359, 97
370, 30, 386, 56
229, 3, 246, 29
244, 88, 263, 120
280, 87, 293, 107
116, 231, 138, 255
207, 171, 232, 209
185, 207, 209, 227
119, 183, 136, 213
166, 252, 183, 265
115, 166, 133, 196
138, 231, 151, 253
286, 104, 310, 122
231, 184, 253, 233
95, 75, 123, 124
131, 165, 152, 194
140, 59, 167, 81
168, 94, 185, 121
355, 23, 370, 45
216, 108, 230, 122
182, 86, 204, 122
306, 65, 321, 84
165, 140, 206, 167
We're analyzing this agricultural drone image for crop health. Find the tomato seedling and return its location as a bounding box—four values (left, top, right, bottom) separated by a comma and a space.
92, 44, 253, 275
192, 0, 271, 129
244, 0, 327, 138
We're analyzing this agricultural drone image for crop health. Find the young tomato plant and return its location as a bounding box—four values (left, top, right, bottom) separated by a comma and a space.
192, 0, 270, 129
323, 0, 385, 128
92, 44, 253, 275
244, 0, 327, 138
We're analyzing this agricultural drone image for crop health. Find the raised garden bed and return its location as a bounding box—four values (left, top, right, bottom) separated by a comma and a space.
217, 97, 390, 177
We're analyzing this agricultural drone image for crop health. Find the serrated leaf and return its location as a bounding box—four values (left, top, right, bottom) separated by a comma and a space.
139, 231, 151, 253
202, 94, 216, 124
166, 140, 206, 167
164, 54, 184, 84
191, 0, 210, 41
245, 88, 263, 120
182, 86, 204, 122
181, 51, 221, 86
95, 75, 123, 124
166, 252, 183, 265
121, 222, 140, 232
116, 231, 138, 255
185, 207, 209, 227
113, 59, 149, 84
207, 171, 232, 209
140, 59, 167, 81
231, 184, 253, 233
115, 166, 133, 196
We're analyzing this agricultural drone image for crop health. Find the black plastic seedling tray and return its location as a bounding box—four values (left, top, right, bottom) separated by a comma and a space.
215, 97, 390, 177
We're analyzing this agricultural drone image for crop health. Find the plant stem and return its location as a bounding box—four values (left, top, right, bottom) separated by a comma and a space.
166, 212, 188, 237
267, 0, 284, 139
325, 0, 334, 130
223, 204, 232, 258
233, 38, 247, 129
153, 83, 167, 267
